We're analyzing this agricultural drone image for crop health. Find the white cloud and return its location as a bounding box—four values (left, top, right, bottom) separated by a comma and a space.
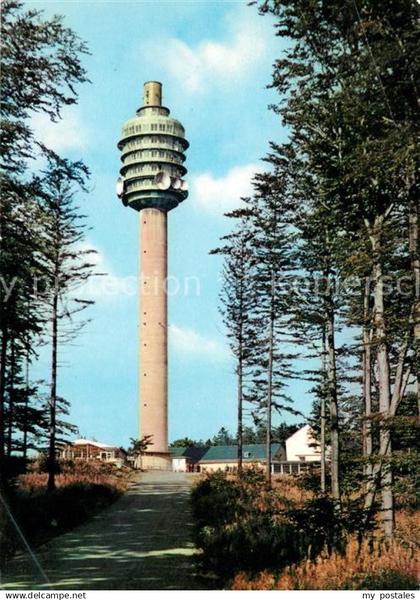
71, 242, 136, 303
191, 163, 262, 216
170, 324, 229, 362
142, 10, 268, 93
31, 107, 89, 153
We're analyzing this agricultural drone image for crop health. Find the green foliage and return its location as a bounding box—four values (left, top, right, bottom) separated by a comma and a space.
128, 435, 154, 456
184, 422, 303, 448
210, 427, 236, 446
1, 475, 123, 568
197, 513, 300, 580
209, 0, 420, 530
0, 0, 91, 467
191, 471, 375, 584
191, 471, 299, 580
16, 482, 120, 542
0, 456, 28, 481
170, 437, 205, 448
349, 570, 418, 591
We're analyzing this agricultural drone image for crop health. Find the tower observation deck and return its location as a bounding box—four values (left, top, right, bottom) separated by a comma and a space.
117, 81, 189, 212
117, 82, 189, 469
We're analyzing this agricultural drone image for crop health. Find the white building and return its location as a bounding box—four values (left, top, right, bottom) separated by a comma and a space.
285, 424, 321, 462
170, 426, 322, 474
60, 439, 127, 467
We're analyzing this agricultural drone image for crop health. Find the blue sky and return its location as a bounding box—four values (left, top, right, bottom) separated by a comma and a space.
29, 0, 313, 447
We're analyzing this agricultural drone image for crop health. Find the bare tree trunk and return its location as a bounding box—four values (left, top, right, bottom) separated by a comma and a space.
47, 283, 58, 492
326, 293, 340, 505
0, 325, 8, 462
6, 342, 16, 457
408, 191, 419, 414
320, 328, 327, 493
266, 273, 275, 485
371, 218, 394, 537
237, 354, 243, 474
22, 349, 30, 461
322, 227, 340, 505
363, 276, 374, 506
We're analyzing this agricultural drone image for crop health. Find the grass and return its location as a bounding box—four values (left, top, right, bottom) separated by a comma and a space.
232, 536, 419, 590
191, 469, 419, 591
395, 510, 420, 548
1, 460, 132, 567
272, 474, 314, 507
19, 460, 129, 493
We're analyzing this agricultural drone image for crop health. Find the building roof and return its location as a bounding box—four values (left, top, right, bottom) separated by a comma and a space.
201, 443, 285, 462
73, 439, 117, 450
286, 424, 311, 442
170, 443, 285, 463
170, 446, 209, 461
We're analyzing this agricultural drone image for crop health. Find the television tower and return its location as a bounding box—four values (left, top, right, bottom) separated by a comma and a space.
117, 82, 189, 469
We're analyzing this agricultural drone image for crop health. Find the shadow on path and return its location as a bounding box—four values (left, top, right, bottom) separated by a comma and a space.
1, 472, 203, 590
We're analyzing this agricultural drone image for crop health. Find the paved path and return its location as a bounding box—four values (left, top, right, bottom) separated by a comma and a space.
1, 472, 202, 590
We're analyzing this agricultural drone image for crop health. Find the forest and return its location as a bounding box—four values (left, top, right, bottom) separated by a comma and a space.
1, 1, 96, 490
192, 0, 419, 590
210, 0, 419, 535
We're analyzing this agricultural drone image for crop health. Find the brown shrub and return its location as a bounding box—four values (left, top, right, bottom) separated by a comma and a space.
395, 510, 420, 548
272, 474, 314, 507
18, 460, 130, 493
232, 536, 419, 590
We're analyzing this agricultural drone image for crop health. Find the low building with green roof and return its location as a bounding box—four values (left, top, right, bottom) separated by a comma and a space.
170, 426, 322, 474
171, 443, 286, 473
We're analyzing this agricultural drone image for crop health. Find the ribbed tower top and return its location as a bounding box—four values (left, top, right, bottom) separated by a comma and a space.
143, 81, 162, 107
117, 81, 189, 212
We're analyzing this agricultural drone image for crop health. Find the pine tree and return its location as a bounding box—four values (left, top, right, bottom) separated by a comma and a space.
211, 214, 259, 471
0, 0, 90, 472
38, 163, 95, 491
254, 0, 419, 535
245, 171, 299, 483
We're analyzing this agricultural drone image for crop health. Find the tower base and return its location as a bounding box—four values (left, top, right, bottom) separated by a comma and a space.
135, 452, 172, 471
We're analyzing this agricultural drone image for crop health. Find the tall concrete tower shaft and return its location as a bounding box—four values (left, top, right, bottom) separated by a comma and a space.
139, 207, 168, 454
117, 82, 189, 469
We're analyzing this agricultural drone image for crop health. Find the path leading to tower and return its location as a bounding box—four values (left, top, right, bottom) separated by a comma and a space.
1, 472, 202, 590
